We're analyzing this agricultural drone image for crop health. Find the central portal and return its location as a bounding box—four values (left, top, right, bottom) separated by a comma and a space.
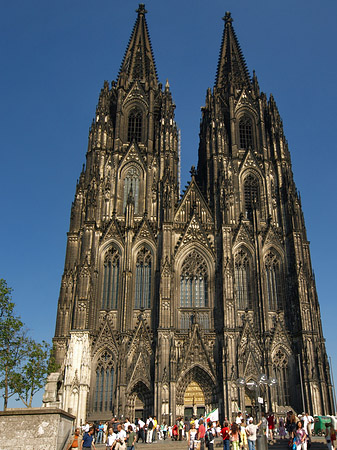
184, 381, 205, 419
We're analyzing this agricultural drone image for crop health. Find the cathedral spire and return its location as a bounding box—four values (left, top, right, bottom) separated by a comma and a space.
215, 12, 251, 90
117, 4, 158, 89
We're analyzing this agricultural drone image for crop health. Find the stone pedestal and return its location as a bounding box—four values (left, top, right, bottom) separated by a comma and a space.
0, 407, 75, 450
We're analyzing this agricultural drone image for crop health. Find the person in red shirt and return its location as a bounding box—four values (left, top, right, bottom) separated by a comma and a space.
198, 419, 206, 450
267, 412, 275, 444
221, 421, 230, 450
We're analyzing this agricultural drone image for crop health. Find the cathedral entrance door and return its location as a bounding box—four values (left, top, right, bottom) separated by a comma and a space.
184, 381, 205, 418
127, 381, 151, 422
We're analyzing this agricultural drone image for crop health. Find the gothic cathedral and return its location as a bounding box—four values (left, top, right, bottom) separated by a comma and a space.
43, 5, 334, 425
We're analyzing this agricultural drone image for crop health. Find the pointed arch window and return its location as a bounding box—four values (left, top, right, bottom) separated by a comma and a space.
239, 116, 253, 149
135, 247, 152, 309
234, 249, 251, 309
123, 166, 140, 214
244, 174, 259, 220
93, 350, 114, 412
102, 247, 120, 310
265, 251, 281, 311
180, 251, 208, 308
128, 109, 142, 143
273, 348, 290, 406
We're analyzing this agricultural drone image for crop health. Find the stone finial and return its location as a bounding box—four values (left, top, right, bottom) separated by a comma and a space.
190, 165, 196, 177
223, 11, 233, 24
136, 3, 147, 15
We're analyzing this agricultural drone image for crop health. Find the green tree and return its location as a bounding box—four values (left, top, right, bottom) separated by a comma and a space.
0, 279, 27, 410
0, 279, 58, 410
10, 339, 58, 407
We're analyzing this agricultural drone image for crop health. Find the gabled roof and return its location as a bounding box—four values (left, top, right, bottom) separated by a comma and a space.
215, 12, 251, 90
117, 4, 158, 89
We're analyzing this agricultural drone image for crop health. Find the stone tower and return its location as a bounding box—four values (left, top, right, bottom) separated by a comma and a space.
43, 6, 334, 425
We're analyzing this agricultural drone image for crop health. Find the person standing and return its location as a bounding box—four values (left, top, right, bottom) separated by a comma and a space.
136, 417, 145, 443
229, 423, 240, 450
126, 424, 137, 450
325, 423, 334, 450
198, 419, 206, 450
302, 413, 314, 443
115, 424, 127, 450
246, 418, 262, 450
267, 412, 275, 444
67, 427, 82, 450
106, 427, 117, 450
179, 417, 184, 441
206, 423, 215, 450
81, 427, 96, 450
294, 421, 307, 450
221, 421, 230, 450
188, 423, 198, 450
97, 422, 104, 444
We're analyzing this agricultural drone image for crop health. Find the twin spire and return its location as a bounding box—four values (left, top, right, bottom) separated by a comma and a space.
215, 12, 251, 89
117, 4, 158, 89
117, 6, 250, 91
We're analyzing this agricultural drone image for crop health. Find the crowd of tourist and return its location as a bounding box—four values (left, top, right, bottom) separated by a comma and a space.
66, 411, 336, 450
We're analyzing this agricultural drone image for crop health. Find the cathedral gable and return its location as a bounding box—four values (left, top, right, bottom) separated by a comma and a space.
133, 216, 156, 245
127, 314, 153, 358
100, 217, 125, 244
244, 352, 260, 379
174, 178, 214, 227
238, 319, 262, 363
240, 148, 264, 172
270, 319, 292, 355
122, 80, 149, 108
127, 351, 151, 391
262, 223, 284, 248
175, 213, 214, 257
92, 320, 118, 357
178, 324, 216, 381
233, 221, 254, 248
235, 89, 257, 114
119, 142, 145, 171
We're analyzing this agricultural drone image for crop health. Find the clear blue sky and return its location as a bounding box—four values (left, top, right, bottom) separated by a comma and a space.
1, 0, 336, 409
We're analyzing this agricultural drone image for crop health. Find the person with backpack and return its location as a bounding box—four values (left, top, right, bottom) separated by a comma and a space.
146, 416, 154, 443
206, 423, 215, 450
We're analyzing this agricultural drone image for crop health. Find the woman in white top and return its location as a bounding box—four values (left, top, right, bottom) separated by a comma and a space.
188, 423, 198, 450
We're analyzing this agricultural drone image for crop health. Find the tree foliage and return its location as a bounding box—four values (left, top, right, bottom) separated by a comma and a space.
0, 279, 57, 410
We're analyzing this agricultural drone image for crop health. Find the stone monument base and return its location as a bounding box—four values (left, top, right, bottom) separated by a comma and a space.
0, 407, 75, 450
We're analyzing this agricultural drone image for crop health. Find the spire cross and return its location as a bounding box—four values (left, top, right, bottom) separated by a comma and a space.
223, 11, 233, 24
136, 3, 147, 15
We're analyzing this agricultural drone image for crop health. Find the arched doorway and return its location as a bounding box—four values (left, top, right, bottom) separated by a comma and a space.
126, 381, 152, 422
184, 381, 205, 419
176, 365, 217, 419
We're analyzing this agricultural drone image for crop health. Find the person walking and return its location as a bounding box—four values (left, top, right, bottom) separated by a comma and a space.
325, 423, 335, 450
67, 427, 82, 450
81, 426, 96, 450
294, 421, 307, 450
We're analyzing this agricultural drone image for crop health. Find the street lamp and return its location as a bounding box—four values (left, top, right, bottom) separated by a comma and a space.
235, 374, 278, 450
235, 374, 278, 421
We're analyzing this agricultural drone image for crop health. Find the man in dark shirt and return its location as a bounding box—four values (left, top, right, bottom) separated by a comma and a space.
81, 426, 96, 449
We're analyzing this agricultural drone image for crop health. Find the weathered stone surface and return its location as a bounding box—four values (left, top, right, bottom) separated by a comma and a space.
0, 408, 75, 450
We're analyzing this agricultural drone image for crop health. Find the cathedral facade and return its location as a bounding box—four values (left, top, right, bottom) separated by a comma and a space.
43, 5, 334, 425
